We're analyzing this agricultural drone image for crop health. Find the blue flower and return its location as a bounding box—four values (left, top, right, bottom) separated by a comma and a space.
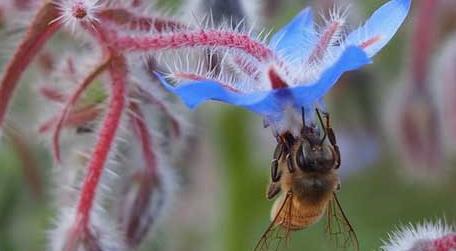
158, 0, 411, 133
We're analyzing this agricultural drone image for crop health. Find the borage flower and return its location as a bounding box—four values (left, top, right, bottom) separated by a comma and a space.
158, 0, 411, 135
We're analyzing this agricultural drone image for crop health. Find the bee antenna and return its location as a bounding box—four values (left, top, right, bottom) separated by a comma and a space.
316, 108, 327, 145
301, 107, 306, 126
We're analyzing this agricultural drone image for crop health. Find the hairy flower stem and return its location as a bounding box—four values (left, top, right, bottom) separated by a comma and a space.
411, 0, 439, 91
0, 1, 61, 128
99, 8, 187, 32
131, 103, 157, 176
75, 55, 126, 229
126, 103, 158, 247
52, 56, 112, 163
114, 30, 275, 61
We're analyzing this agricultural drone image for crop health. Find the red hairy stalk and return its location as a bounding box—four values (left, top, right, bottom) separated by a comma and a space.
52, 57, 111, 163
39, 105, 102, 133
114, 30, 275, 61
308, 20, 341, 63
139, 91, 181, 138
75, 55, 126, 227
433, 233, 456, 251
398, 0, 442, 171
0, 2, 61, 128
411, 0, 439, 90
130, 102, 157, 176
99, 8, 187, 32
125, 103, 159, 246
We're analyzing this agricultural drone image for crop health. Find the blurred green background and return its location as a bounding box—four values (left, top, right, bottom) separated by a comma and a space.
0, 0, 455, 251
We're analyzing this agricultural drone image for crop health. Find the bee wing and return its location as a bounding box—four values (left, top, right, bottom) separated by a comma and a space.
254, 191, 293, 251
325, 192, 359, 251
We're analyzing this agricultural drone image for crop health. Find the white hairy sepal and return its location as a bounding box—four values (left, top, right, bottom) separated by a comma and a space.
381, 220, 455, 251
53, 0, 102, 32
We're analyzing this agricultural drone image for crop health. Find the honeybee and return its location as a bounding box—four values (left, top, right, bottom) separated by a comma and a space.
255, 109, 359, 251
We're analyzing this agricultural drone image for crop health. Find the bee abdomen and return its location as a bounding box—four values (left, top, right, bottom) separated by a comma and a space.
275, 203, 325, 231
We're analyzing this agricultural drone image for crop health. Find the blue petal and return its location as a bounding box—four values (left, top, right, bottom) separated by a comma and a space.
269, 7, 316, 61
157, 74, 283, 117
344, 0, 411, 58
290, 46, 370, 108
157, 46, 369, 119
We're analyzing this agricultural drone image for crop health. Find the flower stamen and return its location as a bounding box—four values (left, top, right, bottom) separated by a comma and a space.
308, 19, 343, 63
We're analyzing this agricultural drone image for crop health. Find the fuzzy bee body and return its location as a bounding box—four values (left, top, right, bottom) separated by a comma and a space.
269, 136, 339, 230
255, 111, 358, 251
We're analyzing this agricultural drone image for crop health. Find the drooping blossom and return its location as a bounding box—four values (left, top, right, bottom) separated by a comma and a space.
159, 0, 411, 135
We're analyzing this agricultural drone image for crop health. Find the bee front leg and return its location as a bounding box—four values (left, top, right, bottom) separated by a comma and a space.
266, 182, 281, 200
324, 112, 341, 169
271, 143, 284, 182
286, 153, 296, 173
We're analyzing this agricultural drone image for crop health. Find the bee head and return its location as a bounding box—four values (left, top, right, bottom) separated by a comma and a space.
295, 139, 337, 173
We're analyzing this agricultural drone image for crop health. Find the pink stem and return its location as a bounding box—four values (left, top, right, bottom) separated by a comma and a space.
126, 102, 159, 246
0, 2, 61, 128
130, 103, 156, 176
411, 0, 439, 91
99, 8, 188, 32
139, 91, 181, 138
113, 29, 275, 62
52, 57, 111, 163
75, 55, 126, 227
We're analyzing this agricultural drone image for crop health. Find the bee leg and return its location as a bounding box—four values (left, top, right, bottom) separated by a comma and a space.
323, 112, 341, 169
315, 108, 327, 144
271, 159, 281, 182
271, 143, 284, 182
266, 182, 281, 200
286, 153, 296, 173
